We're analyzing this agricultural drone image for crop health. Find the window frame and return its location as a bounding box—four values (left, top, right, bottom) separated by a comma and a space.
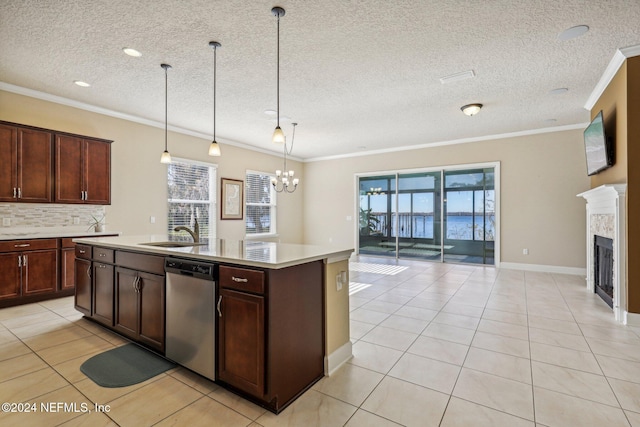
245, 170, 277, 239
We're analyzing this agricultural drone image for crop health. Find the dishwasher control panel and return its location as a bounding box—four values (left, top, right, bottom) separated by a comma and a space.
165, 257, 217, 280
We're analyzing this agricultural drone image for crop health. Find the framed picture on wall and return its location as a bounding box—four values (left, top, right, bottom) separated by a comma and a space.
221, 178, 244, 220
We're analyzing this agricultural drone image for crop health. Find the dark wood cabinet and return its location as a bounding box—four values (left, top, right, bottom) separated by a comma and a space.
218, 287, 265, 397
217, 262, 324, 413
74, 245, 92, 316
92, 247, 115, 327
0, 239, 58, 303
114, 252, 165, 352
0, 123, 53, 203
55, 135, 111, 204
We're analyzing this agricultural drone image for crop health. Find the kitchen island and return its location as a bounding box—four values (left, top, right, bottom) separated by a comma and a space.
73, 235, 353, 413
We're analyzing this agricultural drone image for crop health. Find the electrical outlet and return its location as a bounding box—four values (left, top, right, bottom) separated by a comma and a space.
2, 218, 10, 226
336, 273, 342, 291
72, 216, 80, 225
150, 216, 156, 224
523, 248, 529, 255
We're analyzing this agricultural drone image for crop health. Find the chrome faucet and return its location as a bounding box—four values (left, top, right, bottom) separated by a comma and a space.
174, 218, 200, 243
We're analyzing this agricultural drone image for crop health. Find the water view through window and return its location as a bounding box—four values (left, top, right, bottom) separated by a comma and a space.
358, 167, 496, 265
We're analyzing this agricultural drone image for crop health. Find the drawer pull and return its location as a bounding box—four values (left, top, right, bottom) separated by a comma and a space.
79, 249, 86, 254
14, 243, 30, 248
99, 253, 106, 257
231, 276, 248, 283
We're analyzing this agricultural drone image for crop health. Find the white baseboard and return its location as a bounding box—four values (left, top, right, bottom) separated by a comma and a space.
499, 262, 586, 276
324, 341, 353, 376
625, 311, 640, 327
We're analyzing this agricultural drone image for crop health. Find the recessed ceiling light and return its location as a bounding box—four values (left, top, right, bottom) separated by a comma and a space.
123, 48, 142, 57
73, 80, 90, 87
549, 88, 568, 95
439, 70, 476, 84
263, 109, 277, 116
558, 25, 589, 41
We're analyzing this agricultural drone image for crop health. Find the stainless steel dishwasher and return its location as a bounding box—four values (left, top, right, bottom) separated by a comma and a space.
165, 257, 217, 380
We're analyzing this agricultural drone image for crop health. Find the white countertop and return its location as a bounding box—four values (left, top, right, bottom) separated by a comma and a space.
0, 229, 119, 241
73, 235, 354, 269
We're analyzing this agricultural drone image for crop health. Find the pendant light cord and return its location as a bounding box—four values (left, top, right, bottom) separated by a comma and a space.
213, 45, 217, 140
164, 66, 168, 151
276, 12, 280, 129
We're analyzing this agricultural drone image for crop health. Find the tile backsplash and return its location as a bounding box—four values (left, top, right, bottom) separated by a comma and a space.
0, 203, 105, 233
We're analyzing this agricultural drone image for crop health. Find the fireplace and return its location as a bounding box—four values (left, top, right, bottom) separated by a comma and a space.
578, 184, 627, 323
594, 235, 614, 308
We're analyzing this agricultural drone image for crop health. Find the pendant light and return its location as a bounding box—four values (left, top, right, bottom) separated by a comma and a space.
271, 6, 286, 144
271, 122, 299, 193
208, 41, 222, 156
160, 63, 172, 164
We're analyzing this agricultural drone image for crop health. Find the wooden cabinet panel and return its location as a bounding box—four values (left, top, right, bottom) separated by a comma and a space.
22, 249, 58, 296
0, 124, 18, 201
18, 128, 53, 203
84, 139, 110, 204
220, 265, 265, 294
0, 253, 21, 300
61, 248, 76, 291
93, 263, 114, 326
0, 124, 52, 203
54, 135, 84, 203
114, 267, 139, 339
138, 272, 165, 351
218, 288, 265, 397
54, 135, 111, 204
74, 258, 92, 316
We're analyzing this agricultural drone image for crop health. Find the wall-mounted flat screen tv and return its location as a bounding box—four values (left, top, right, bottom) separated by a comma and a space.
584, 110, 614, 176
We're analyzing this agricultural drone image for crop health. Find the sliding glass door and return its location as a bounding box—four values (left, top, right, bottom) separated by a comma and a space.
357, 165, 496, 265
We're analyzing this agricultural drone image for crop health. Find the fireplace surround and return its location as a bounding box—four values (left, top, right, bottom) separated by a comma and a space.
578, 184, 627, 323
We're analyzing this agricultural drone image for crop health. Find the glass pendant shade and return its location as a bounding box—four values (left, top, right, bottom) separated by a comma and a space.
272, 126, 285, 144
160, 150, 172, 164
208, 140, 221, 156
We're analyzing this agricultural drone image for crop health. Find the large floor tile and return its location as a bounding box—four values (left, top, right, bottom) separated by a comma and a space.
312, 363, 383, 406
441, 396, 535, 427
477, 318, 528, 340
360, 325, 418, 351
0, 352, 48, 382
597, 355, 640, 384
349, 341, 404, 374
534, 387, 629, 427
388, 352, 460, 394
432, 312, 480, 330
464, 347, 531, 384
155, 395, 253, 427
452, 368, 534, 420
585, 336, 640, 362
36, 335, 113, 366
407, 335, 469, 365
530, 342, 601, 374
422, 322, 476, 345
379, 314, 430, 334
344, 409, 403, 426
531, 361, 618, 406
256, 389, 356, 427
349, 308, 390, 325
609, 378, 640, 412
482, 308, 528, 326
350, 319, 376, 340
528, 327, 590, 352
0, 367, 68, 403
471, 330, 530, 358
361, 376, 449, 427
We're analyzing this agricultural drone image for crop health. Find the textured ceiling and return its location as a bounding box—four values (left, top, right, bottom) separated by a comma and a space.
1, 0, 639, 159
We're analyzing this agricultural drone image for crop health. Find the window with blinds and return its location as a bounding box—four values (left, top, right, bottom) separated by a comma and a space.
245, 171, 276, 236
167, 158, 217, 240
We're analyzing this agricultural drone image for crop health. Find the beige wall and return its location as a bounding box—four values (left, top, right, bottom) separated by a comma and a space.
0, 90, 304, 243
304, 130, 591, 269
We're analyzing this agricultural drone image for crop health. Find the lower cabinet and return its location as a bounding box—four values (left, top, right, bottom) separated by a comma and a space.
114, 267, 165, 352
218, 288, 265, 397
74, 256, 92, 316
0, 239, 58, 303
92, 262, 114, 326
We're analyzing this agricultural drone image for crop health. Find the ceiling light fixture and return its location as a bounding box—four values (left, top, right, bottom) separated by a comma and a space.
73, 80, 90, 87
549, 87, 569, 95
271, 6, 286, 144
271, 122, 299, 193
558, 25, 589, 41
160, 63, 172, 164
461, 103, 482, 116
123, 48, 142, 57
208, 41, 222, 157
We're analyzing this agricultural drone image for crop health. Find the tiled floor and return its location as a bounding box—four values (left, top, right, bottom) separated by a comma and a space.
2, 255, 640, 426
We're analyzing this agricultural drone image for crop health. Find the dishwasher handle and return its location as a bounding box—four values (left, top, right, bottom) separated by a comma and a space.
217, 295, 222, 317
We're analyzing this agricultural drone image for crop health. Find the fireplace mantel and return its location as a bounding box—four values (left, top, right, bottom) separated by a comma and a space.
577, 184, 627, 323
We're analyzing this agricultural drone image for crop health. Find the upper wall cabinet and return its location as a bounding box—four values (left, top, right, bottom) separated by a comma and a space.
0, 123, 53, 203
55, 135, 111, 204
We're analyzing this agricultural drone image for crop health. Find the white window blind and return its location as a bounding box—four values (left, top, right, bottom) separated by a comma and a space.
167, 158, 217, 240
245, 171, 276, 236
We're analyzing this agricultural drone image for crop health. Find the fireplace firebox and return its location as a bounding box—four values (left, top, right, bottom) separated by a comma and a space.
594, 235, 614, 308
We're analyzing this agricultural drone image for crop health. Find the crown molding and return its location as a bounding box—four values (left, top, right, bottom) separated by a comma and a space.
584, 44, 640, 111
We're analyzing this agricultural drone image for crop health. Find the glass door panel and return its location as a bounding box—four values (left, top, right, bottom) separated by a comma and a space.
358, 175, 396, 257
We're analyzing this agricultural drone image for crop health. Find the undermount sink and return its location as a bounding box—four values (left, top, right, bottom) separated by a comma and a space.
140, 241, 206, 248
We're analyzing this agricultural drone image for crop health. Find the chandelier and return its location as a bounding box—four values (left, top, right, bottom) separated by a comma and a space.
271, 122, 299, 193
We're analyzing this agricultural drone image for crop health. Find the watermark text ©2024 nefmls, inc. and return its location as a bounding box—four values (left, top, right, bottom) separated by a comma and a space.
2, 401, 111, 414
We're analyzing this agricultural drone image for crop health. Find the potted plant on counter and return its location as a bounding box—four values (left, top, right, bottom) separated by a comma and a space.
88, 214, 106, 233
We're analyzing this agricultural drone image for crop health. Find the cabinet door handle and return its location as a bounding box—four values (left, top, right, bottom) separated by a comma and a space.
18, 256, 22, 268
217, 295, 222, 317
22, 255, 27, 267
85, 191, 88, 200
231, 276, 248, 283
14, 243, 30, 248
17, 188, 22, 199
13, 188, 17, 198
86, 267, 91, 278
132, 276, 138, 292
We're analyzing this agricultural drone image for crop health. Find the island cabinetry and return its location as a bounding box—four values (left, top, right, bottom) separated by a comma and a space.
74, 244, 92, 316
217, 261, 324, 413
0, 123, 53, 203
55, 134, 111, 204
218, 266, 266, 397
92, 247, 115, 327
114, 251, 165, 352
0, 239, 58, 302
